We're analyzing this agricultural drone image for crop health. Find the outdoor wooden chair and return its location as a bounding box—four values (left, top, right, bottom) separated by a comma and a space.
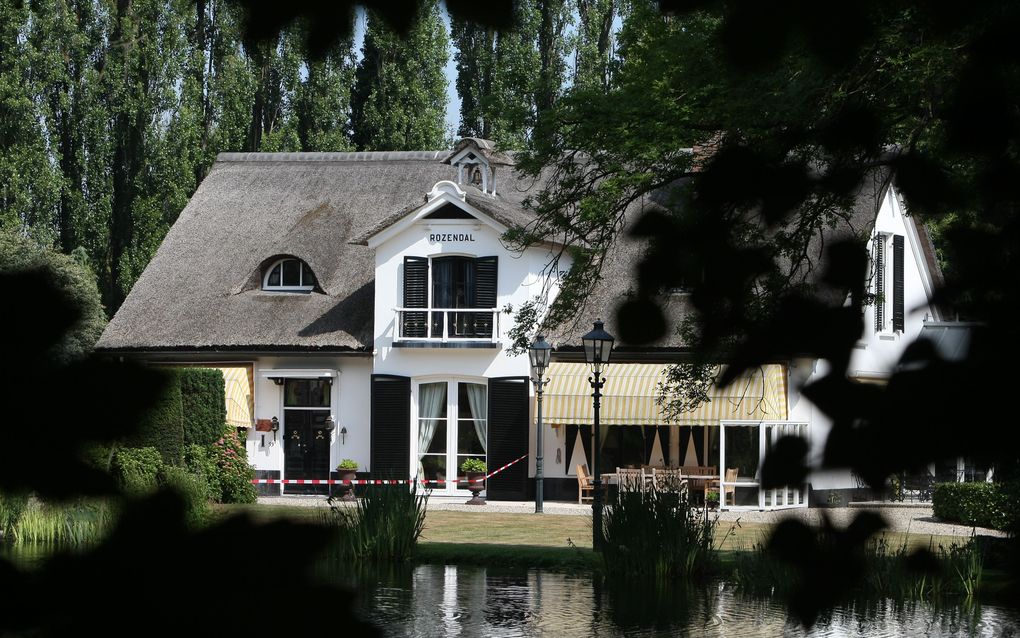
617, 467, 644, 492
723, 468, 738, 506
681, 465, 718, 503
576, 464, 594, 504
652, 468, 687, 498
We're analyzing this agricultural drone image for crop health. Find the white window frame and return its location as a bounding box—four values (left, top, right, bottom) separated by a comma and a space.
411, 377, 487, 495
262, 257, 316, 292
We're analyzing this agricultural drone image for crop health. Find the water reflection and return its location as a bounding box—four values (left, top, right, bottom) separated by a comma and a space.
350, 564, 1020, 638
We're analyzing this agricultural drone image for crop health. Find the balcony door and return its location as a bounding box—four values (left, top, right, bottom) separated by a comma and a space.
401, 255, 497, 341
416, 380, 487, 495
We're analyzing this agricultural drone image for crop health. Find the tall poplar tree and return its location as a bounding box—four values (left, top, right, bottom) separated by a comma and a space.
351, 1, 449, 151
295, 41, 357, 151
573, 0, 617, 92
535, 0, 570, 120
451, 0, 540, 149
0, 0, 62, 240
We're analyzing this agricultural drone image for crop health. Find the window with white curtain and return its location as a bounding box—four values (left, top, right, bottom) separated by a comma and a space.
416, 380, 486, 487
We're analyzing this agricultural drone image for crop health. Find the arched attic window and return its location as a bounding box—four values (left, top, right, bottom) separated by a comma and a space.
262, 257, 318, 292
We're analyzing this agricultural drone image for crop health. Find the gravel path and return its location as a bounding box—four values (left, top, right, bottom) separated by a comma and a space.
257, 495, 1006, 539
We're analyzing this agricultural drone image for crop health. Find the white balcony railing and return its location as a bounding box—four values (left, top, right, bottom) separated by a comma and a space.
394, 307, 500, 343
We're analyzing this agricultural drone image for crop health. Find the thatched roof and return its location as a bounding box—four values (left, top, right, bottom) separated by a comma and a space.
99, 151, 472, 351
98, 147, 939, 354
546, 167, 944, 352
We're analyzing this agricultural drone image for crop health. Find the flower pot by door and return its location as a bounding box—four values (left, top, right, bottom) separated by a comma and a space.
338, 470, 357, 501
465, 471, 485, 505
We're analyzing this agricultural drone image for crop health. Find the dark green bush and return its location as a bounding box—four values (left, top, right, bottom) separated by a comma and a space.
179, 368, 227, 447
933, 481, 1019, 531
0, 229, 106, 364
111, 447, 164, 495
127, 369, 185, 465
159, 466, 209, 528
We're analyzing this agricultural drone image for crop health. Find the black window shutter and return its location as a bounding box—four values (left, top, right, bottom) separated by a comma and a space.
403, 257, 428, 338
892, 234, 905, 332
474, 256, 498, 337
370, 374, 410, 479
486, 376, 529, 500
874, 237, 885, 332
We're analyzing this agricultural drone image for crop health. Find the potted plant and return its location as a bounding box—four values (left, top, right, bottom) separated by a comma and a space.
705, 489, 720, 510
460, 458, 487, 506
336, 459, 359, 501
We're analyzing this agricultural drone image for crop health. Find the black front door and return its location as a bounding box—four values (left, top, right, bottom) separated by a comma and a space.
284, 409, 331, 495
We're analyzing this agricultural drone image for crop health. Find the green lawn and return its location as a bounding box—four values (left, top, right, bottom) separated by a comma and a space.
209, 504, 969, 555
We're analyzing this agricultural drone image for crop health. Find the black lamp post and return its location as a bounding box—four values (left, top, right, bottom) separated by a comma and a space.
581, 319, 614, 551
529, 334, 552, 514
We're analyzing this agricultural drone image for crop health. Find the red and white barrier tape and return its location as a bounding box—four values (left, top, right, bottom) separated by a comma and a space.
251, 453, 528, 486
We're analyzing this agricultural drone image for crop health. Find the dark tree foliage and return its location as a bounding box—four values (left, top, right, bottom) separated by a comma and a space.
179, 368, 228, 447
0, 272, 376, 636
512, 1, 1020, 623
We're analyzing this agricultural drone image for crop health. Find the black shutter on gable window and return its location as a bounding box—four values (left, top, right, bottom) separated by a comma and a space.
892, 234, 905, 332
486, 376, 529, 500
370, 374, 410, 479
474, 256, 498, 338
874, 238, 885, 332
403, 257, 428, 338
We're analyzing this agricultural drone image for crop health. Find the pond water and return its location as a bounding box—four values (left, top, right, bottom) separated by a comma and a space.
351, 564, 1020, 638
4, 545, 1018, 636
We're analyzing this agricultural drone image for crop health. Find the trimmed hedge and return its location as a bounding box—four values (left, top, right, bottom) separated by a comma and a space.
126, 369, 185, 465
180, 368, 227, 447
933, 481, 1020, 531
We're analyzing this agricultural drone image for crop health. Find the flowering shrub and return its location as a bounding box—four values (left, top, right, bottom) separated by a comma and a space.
210, 427, 257, 504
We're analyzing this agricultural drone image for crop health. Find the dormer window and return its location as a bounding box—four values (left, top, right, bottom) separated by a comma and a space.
263, 257, 317, 292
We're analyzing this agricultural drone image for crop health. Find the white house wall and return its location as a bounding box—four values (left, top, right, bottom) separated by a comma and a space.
371, 202, 573, 481
852, 186, 939, 376
790, 184, 940, 491
246, 356, 373, 475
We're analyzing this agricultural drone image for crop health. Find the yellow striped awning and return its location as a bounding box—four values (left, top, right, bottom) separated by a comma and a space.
215, 366, 255, 429
541, 362, 787, 426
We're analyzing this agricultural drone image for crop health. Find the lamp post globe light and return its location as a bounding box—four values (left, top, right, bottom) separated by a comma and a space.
581, 319, 614, 551
529, 335, 553, 514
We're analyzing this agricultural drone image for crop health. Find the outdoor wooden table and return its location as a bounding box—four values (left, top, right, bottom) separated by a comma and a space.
601, 472, 656, 489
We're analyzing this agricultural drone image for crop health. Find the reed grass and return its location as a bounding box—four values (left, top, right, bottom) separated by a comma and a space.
728, 531, 986, 603
320, 485, 429, 562
601, 485, 715, 582
7, 498, 115, 546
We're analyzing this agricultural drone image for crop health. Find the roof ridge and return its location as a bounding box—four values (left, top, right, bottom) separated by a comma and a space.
216, 151, 450, 162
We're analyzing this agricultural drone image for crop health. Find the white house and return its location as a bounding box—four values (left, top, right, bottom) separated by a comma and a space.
96, 138, 954, 508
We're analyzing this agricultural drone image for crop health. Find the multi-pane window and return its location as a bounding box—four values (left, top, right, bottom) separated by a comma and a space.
416, 381, 486, 488
263, 257, 317, 291
402, 255, 498, 338
284, 378, 331, 407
